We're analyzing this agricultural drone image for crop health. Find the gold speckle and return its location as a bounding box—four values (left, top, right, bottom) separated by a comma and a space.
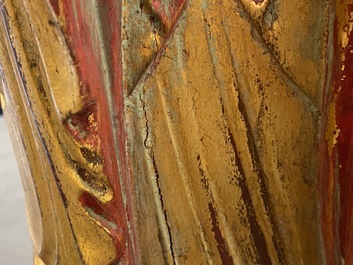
88, 113, 98, 131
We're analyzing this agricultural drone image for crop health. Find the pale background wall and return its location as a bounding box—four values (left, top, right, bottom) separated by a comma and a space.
0, 116, 32, 264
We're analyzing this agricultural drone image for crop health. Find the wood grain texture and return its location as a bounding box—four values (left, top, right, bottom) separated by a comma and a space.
0, 0, 352, 264
124, 1, 326, 263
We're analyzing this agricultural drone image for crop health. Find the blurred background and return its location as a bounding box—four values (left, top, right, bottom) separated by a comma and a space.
0, 111, 33, 264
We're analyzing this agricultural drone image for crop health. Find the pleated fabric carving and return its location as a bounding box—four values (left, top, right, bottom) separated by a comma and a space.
0, 0, 352, 264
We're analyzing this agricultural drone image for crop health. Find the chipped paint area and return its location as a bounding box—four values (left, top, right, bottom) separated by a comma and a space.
1, 0, 353, 264
64, 103, 100, 149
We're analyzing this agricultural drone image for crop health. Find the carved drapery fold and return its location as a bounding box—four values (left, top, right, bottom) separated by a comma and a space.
0, 0, 352, 264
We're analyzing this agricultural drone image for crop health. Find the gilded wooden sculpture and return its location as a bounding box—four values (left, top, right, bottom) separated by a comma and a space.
0, 0, 352, 264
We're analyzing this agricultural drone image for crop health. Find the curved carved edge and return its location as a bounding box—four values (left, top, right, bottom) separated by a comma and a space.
0, 0, 352, 264
0, 0, 132, 263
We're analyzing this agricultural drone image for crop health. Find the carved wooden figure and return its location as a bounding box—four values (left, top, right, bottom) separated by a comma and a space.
0, 0, 352, 264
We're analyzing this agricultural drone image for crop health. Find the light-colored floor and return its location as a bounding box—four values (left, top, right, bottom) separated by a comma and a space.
0, 117, 32, 264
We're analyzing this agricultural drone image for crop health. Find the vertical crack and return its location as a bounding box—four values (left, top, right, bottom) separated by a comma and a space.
140, 91, 176, 264
152, 154, 176, 264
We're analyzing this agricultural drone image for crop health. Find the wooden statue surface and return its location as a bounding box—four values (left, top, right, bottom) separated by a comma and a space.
0, 0, 352, 264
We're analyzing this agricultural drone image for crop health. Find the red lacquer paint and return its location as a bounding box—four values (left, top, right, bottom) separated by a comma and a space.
50, 0, 134, 263
151, 0, 186, 30
48, 0, 60, 16
63, 102, 99, 149
320, 3, 353, 265
334, 4, 353, 264
319, 14, 340, 265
